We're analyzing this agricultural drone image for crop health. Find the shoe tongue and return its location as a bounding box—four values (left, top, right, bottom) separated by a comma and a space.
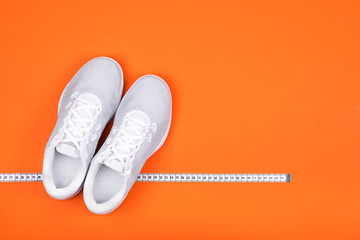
56, 143, 79, 158
103, 160, 125, 173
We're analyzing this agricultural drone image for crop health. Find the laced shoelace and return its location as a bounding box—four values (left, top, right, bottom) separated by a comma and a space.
54, 93, 101, 149
100, 111, 156, 173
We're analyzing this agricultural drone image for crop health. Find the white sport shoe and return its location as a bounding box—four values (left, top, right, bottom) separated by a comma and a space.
42, 57, 123, 200
83, 75, 172, 214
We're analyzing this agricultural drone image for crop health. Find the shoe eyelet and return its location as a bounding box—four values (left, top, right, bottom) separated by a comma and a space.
66, 102, 72, 109
95, 123, 102, 131
147, 133, 152, 142
90, 134, 97, 141
71, 92, 79, 99
150, 123, 157, 132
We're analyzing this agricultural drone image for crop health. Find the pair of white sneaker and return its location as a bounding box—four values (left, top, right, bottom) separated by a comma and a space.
42, 57, 172, 214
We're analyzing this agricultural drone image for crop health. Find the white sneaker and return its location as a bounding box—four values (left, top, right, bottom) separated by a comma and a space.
42, 57, 123, 200
83, 75, 172, 214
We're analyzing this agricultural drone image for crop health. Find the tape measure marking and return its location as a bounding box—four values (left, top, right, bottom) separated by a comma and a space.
0, 173, 291, 183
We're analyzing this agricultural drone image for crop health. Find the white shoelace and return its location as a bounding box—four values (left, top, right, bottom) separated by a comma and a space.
54, 93, 102, 151
100, 110, 156, 173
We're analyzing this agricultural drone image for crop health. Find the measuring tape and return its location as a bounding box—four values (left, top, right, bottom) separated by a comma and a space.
0, 173, 291, 182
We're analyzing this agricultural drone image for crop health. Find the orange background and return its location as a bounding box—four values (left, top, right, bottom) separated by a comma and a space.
0, 0, 359, 239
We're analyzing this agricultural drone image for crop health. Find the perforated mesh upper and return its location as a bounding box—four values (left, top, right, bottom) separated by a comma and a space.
48, 57, 123, 161
42, 57, 123, 199
84, 75, 172, 213
112, 75, 172, 188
